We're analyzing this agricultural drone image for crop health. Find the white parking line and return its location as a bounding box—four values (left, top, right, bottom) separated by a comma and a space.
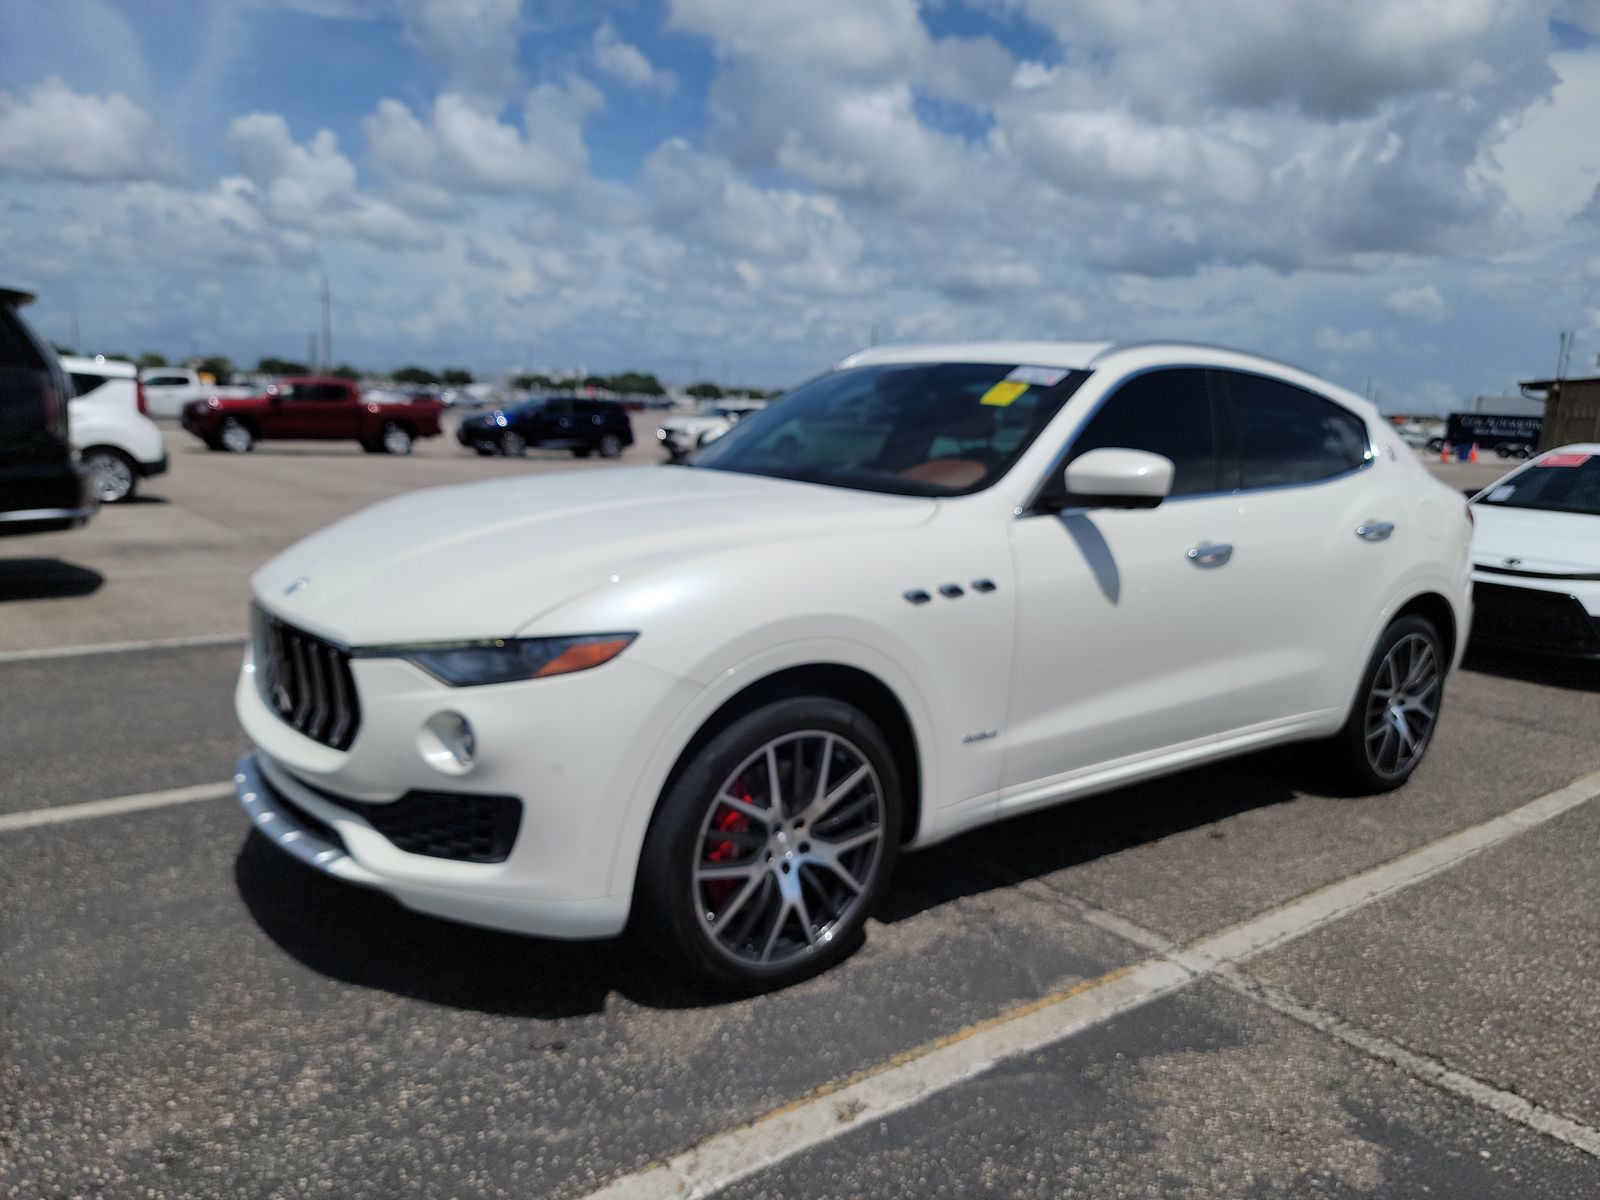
0, 781, 233, 833
0, 632, 245, 664
580, 766, 1600, 1200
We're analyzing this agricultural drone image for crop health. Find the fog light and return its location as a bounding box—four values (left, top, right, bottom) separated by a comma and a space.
419, 711, 476, 774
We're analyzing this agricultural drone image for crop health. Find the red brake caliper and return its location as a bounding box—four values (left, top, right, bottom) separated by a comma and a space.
704, 780, 754, 911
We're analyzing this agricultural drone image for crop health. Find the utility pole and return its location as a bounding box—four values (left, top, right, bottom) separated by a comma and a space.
319, 271, 331, 371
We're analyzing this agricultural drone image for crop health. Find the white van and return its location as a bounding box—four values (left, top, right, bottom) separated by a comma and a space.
61, 355, 168, 502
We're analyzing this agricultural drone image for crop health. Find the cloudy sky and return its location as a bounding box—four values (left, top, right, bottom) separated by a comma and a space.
2, 0, 1599, 406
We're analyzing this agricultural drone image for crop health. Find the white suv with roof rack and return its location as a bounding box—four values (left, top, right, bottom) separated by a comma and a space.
61, 355, 168, 502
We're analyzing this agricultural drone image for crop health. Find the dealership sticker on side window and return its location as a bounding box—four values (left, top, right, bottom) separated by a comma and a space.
1006, 365, 1070, 387
979, 380, 1030, 407
1538, 452, 1591, 467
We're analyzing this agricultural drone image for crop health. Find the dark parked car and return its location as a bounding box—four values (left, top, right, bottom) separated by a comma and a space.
0, 286, 94, 535
457, 395, 633, 458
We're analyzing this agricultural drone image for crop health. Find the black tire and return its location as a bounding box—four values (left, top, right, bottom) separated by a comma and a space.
1325, 615, 1445, 793
632, 695, 903, 994
202, 436, 225, 452
473, 444, 495, 456
598, 432, 623, 459
500, 430, 526, 457
220, 417, 254, 453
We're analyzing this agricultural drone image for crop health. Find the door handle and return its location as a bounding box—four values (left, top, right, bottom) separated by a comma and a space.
1355, 521, 1394, 541
1186, 543, 1233, 567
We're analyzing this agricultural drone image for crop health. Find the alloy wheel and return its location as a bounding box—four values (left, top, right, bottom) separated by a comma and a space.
221, 420, 252, 453
1363, 632, 1441, 779
692, 731, 886, 968
501, 431, 526, 456
85, 451, 134, 502
382, 424, 412, 455
599, 433, 622, 458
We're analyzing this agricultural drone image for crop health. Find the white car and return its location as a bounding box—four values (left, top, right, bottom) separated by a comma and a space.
656, 400, 766, 460
139, 366, 252, 418
1467, 444, 1600, 657
233, 341, 1471, 991
61, 355, 168, 503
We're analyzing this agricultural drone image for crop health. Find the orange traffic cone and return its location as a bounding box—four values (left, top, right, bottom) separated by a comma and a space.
1469, 442, 1479, 464
1440, 443, 1451, 463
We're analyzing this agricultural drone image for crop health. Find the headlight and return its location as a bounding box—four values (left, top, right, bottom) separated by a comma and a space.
376, 634, 637, 686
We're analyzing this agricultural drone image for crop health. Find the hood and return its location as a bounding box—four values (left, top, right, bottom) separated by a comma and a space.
252, 465, 935, 645
1470, 504, 1600, 575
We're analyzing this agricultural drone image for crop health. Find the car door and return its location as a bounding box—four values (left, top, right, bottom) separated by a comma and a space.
1210, 369, 1393, 729
1000, 368, 1245, 804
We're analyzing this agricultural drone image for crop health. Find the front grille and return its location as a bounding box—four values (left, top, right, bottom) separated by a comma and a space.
253, 606, 362, 749
1471, 582, 1600, 654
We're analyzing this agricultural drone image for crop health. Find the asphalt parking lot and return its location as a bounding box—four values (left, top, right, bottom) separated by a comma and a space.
3, 428, 1598, 1198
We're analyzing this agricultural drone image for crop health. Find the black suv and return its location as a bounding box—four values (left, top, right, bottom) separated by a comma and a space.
1, 287, 93, 535
457, 395, 634, 459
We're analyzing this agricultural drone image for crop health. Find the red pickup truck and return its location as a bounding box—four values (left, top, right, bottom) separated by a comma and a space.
179, 377, 445, 455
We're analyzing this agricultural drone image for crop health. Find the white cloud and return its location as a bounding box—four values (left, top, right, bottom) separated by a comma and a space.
0, 77, 182, 183
1316, 326, 1378, 355
366, 78, 602, 196
225, 112, 437, 248
398, 0, 523, 101
1385, 284, 1450, 322
592, 21, 676, 93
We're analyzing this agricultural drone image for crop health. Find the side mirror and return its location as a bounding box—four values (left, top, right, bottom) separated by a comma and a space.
1461, 487, 1480, 500
1059, 447, 1175, 509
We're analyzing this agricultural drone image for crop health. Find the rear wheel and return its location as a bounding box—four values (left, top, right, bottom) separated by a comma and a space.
83, 448, 137, 503
1326, 615, 1445, 793
598, 432, 623, 459
633, 696, 902, 993
220, 418, 253, 453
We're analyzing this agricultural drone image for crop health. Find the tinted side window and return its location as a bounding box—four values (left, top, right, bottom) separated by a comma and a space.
1066, 369, 1218, 496
1222, 371, 1370, 488
69, 372, 108, 396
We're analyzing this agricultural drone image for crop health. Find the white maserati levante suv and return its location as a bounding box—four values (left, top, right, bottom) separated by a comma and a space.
234, 342, 1473, 990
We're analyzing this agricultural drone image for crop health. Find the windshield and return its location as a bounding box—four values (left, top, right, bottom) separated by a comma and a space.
693, 362, 1088, 496
1477, 452, 1600, 517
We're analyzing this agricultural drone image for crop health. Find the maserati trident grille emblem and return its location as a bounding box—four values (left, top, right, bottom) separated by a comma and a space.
285, 577, 310, 596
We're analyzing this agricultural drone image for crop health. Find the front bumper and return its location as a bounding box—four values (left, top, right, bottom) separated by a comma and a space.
138, 451, 170, 479
236, 751, 630, 937
234, 640, 696, 939
1469, 574, 1600, 659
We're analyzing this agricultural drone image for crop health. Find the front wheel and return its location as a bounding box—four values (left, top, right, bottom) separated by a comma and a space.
1325, 615, 1445, 793
632, 696, 902, 993
499, 430, 526, 457
219, 418, 253, 453
381, 422, 413, 455
598, 432, 623, 459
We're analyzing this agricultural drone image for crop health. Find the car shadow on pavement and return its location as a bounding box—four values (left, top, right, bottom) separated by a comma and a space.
0, 557, 104, 601
234, 832, 710, 1018
1460, 643, 1599, 693
235, 748, 1319, 1017
877, 749, 1311, 924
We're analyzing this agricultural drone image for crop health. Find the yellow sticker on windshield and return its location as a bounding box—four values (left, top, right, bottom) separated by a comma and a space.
979, 380, 1028, 407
